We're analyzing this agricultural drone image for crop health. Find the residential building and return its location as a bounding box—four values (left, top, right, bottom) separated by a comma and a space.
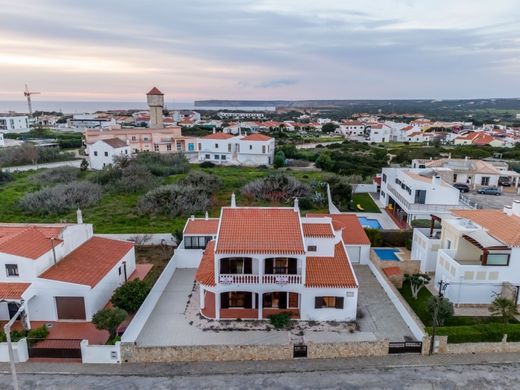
218, 112, 265, 120
197, 132, 275, 166
0, 115, 29, 132
411, 202, 520, 305
0, 131, 4, 147
454, 132, 507, 147
380, 167, 467, 225
87, 138, 131, 170
0, 216, 135, 325
412, 157, 520, 189
191, 202, 359, 321
337, 120, 366, 137
69, 114, 117, 129
366, 123, 392, 143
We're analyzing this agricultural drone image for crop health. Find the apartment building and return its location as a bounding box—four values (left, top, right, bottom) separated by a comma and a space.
0, 115, 29, 132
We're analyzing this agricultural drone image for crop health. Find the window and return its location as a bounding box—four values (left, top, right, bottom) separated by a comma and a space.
314, 296, 344, 309
381, 191, 386, 198
5, 264, 18, 277
484, 253, 510, 266
177, 143, 182, 151
481, 176, 490, 186
228, 144, 231, 152
307, 245, 317, 252
188, 143, 195, 151
453, 174, 458, 183
221, 155, 226, 160
220, 258, 252, 274
215, 143, 219, 149
249, 145, 252, 150
93, 151, 98, 156
446, 240, 452, 249
214, 155, 220, 160
184, 236, 212, 249
198, 143, 201, 150
143, 137, 149, 141
262, 145, 266, 153
104, 151, 109, 157
154, 145, 159, 151
166, 144, 172, 151
131, 136, 137, 141
205, 154, 210, 160
382, 174, 387, 183
125, 150, 128, 155
415, 190, 426, 204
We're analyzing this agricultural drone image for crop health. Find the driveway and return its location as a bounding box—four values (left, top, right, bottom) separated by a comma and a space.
463, 190, 520, 210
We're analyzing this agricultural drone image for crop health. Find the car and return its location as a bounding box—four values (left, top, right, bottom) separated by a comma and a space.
452, 183, 470, 192
477, 187, 502, 195
499, 179, 512, 187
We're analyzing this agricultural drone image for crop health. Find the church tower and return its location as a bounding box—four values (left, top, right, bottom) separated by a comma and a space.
146, 87, 164, 128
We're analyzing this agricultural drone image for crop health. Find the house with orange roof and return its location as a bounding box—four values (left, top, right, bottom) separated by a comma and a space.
454, 131, 506, 147
176, 198, 359, 321
411, 201, 520, 305
87, 137, 131, 170
0, 213, 135, 325
196, 131, 275, 166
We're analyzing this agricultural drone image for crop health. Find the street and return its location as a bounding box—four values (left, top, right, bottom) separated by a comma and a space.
0, 362, 519, 389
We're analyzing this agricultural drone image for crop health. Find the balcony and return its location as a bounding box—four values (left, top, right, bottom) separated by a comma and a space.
387, 184, 467, 213
218, 274, 302, 285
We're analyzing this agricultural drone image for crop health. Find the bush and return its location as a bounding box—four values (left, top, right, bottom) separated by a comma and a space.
138, 184, 212, 217
411, 219, 441, 229
364, 228, 383, 246
87, 166, 123, 186
379, 230, 413, 247
199, 161, 215, 168
111, 279, 151, 313
0, 145, 75, 167
0, 169, 13, 185
427, 296, 454, 326
432, 324, 520, 343
27, 325, 49, 340
115, 164, 159, 193
241, 174, 309, 202
92, 308, 127, 340
325, 175, 353, 210
273, 151, 286, 168
179, 171, 222, 193
19, 181, 103, 215
31, 166, 81, 185
134, 152, 190, 176
269, 312, 292, 329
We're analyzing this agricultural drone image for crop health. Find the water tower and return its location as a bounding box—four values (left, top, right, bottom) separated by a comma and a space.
146, 87, 164, 128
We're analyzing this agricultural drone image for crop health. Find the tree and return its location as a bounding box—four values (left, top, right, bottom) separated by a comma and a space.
489, 296, 519, 324
92, 308, 127, 340
404, 273, 431, 299
315, 151, 334, 171
80, 158, 89, 171
321, 122, 339, 133
427, 296, 454, 326
273, 151, 286, 168
111, 279, 151, 313
20, 143, 39, 165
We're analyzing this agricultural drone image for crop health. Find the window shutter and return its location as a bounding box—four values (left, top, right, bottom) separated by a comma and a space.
220, 259, 229, 274
288, 258, 297, 274
314, 297, 322, 309
335, 297, 344, 309
244, 258, 252, 274
265, 258, 274, 274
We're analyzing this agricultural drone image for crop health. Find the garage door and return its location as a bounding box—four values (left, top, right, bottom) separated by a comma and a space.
346, 246, 361, 264
55, 297, 86, 320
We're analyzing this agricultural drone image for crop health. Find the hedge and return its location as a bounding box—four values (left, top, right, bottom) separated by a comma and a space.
428, 323, 520, 343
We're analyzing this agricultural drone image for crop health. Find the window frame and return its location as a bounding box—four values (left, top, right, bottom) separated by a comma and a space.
5, 264, 19, 277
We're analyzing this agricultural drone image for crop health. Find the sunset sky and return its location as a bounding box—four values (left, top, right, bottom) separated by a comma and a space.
1, 0, 519, 101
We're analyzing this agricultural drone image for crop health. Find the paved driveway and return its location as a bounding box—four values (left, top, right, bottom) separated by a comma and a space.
463, 190, 520, 209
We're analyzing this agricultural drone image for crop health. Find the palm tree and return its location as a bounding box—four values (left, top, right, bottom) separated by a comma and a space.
489, 296, 519, 324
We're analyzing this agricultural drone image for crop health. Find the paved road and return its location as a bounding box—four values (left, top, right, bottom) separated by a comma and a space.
1, 362, 519, 389
2, 159, 81, 172
463, 190, 520, 209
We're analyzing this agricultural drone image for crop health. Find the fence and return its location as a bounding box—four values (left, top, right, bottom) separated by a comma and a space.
0, 339, 28, 362
81, 340, 121, 364
96, 233, 177, 246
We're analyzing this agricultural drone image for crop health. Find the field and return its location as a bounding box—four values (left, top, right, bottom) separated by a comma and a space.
0, 165, 329, 234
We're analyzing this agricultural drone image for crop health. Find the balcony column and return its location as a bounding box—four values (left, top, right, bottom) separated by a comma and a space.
215, 292, 221, 320
199, 285, 205, 309
258, 257, 264, 283
257, 292, 263, 319
300, 257, 306, 285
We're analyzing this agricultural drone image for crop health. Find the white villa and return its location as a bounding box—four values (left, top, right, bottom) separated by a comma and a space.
175, 199, 362, 321
197, 132, 275, 166
0, 214, 135, 326
87, 137, 131, 170
411, 201, 520, 305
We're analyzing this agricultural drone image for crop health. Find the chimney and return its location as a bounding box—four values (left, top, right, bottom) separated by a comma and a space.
432, 175, 441, 187
231, 193, 236, 207
213, 128, 216, 134
76, 208, 83, 224
190, 215, 195, 221
205, 211, 209, 220
294, 197, 299, 212
504, 205, 513, 216
448, 153, 451, 159
512, 200, 520, 217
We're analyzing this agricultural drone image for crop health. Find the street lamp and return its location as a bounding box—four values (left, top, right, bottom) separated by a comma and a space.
429, 280, 449, 355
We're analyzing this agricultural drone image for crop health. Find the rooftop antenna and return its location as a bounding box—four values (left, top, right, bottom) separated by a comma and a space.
24, 84, 40, 118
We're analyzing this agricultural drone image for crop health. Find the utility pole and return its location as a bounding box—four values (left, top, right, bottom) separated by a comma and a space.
429, 280, 449, 355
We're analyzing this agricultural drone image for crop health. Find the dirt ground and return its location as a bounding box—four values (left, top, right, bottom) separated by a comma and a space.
135, 245, 175, 285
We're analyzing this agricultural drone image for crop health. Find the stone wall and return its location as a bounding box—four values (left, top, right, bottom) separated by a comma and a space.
306, 340, 388, 359
432, 335, 520, 354
121, 343, 292, 363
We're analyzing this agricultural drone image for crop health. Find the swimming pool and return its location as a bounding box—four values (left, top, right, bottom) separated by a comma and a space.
357, 216, 382, 229
374, 248, 400, 261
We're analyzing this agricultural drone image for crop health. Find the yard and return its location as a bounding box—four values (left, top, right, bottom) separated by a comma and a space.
135, 245, 174, 285
352, 193, 380, 213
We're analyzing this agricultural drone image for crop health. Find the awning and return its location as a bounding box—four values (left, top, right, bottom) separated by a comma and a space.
463, 230, 508, 250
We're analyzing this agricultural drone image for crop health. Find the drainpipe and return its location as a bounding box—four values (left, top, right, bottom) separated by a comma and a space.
50, 238, 57, 266
123, 261, 128, 282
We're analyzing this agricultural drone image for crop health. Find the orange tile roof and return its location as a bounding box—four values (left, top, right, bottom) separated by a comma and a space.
203, 132, 235, 140
184, 219, 219, 235
0, 283, 31, 300
307, 214, 370, 245
146, 86, 163, 95
216, 207, 305, 254
451, 209, 520, 247
382, 266, 402, 278
101, 138, 128, 148
306, 243, 358, 288
195, 240, 216, 286
40, 237, 134, 287
302, 223, 335, 238
0, 226, 64, 259
240, 133, 272, 141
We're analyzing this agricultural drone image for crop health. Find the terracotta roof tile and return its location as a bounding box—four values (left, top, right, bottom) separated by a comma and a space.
40, 237, 134, 287
240, 133, 272, 141
146, 86, 163, 95
203, 132, 235, 140
382, 266, 402, 277
101, 138, 128, 148
216, 208, 305, 254
184, 219, 219, 235
195, 240, 216, 286
302, 223, 334, 238
0, 283, 31, 300
306, 243, 358, 288
0, 226, 64, 259
451, 209, 520, 247
307, 214, 370, 245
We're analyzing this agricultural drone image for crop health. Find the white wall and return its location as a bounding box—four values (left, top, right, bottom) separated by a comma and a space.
88, 140, 130, 170
0, 116, 29, 131
0, 338, 28, 362
81, 340, 121, 364
174, 245, 204, 268
300, 288, 357, 321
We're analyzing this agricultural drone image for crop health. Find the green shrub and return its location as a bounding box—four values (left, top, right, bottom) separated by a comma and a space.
111, 279, 151, 313
200, 161, 215, 168
92, 308, 127, 340
379, 230, 413, 247
27, 325, 49, 340
365, 228, 383, 246
431, 323, 520, 343
31, 166, 81, 185
138, 184, 212, 217
269, 312, 292, 329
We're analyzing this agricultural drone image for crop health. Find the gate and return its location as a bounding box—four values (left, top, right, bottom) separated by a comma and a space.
293, 344, 308, 358
388, 341, 422, 354
28, 339, 82, 359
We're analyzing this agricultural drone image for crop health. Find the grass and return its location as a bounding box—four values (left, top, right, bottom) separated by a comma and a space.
352, 193, 380, 213
0, 165, 330, 234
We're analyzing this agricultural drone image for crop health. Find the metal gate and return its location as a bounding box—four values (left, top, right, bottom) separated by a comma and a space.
293, 344, 308, 358
27, 339, 82, 359
388, 341, 422, 354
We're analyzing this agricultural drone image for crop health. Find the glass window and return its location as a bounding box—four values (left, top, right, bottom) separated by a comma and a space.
307, 245, 317, 252
214, 155, 220, 160
205, 154, 210, 159
221, 155, 226, 160
314, 296, 344, 309
486, 253, 509, 266
166, 144, 172, 151
93, 151, 98, 156
104, 151, 109, 157
5, 264, 18, 277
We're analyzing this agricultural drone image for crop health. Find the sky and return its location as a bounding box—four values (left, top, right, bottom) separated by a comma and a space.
0, 0, 519, 101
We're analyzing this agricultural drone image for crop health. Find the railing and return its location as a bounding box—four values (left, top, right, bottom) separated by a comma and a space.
218, 274, 302, 284
387, 184, 470, 213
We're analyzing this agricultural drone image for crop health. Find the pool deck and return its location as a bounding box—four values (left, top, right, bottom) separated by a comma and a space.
339, 212, 399, 230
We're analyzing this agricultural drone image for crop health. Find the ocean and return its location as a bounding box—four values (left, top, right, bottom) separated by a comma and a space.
0, 101, 275, 114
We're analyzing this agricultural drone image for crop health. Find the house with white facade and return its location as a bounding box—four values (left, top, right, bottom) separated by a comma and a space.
0, 131, 5, 147
411, 201, 520, 305
197, 132, 275, 166
87, 138, 131, 170
337, 121, 366, 138
69, 114, 117, 129
0, 115, 29, 132
380, 167, 468, 226
176, 200, 359, 321
0, 216, 135, 326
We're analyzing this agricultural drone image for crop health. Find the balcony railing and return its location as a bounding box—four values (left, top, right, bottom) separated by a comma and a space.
387, 184, 469, 213
218, 274, 302, 284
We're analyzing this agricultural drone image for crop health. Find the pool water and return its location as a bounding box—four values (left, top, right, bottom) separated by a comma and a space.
358, 216, 382, 229
374, 248, 400, 261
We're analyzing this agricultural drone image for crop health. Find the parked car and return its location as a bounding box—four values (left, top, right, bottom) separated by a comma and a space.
453, 183, 470, 192
477, 187, 502, 195
499, 178, 512, 187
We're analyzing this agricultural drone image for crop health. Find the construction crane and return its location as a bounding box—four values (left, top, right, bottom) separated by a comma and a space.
24, 84, 40, 117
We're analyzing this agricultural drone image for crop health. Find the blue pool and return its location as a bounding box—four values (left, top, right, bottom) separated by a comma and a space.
357, 216, 382, 229
374, 248, 400, 261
